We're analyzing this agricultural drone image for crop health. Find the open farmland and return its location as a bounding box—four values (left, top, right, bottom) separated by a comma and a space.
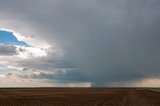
148, 88, 160, 93
0, 88, 160, 106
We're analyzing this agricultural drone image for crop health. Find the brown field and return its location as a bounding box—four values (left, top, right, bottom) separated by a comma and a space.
0, 88, 160, 106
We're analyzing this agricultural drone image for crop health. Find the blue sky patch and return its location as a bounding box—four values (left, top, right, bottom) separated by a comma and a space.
0, 30, 30, 46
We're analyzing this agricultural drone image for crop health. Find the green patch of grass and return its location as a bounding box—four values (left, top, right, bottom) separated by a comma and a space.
147, 88, 160, 93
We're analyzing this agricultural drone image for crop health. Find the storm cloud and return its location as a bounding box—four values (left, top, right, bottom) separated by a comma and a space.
1, 0, 160, 86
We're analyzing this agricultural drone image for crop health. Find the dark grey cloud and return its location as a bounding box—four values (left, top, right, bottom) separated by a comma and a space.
1, 0, 160, 86
0, 44, 17, 55
17, 69, 85, 82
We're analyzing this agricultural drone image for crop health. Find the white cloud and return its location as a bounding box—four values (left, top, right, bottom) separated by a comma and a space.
0, 29, 66, 87
0, 73, 62, 87
65, 82, 92, 87
0, 74, 6, 78
0, 73, 91, 87
16, 46, 47, 58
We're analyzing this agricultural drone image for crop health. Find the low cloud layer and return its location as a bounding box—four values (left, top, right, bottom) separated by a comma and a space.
0, 0, 160, 86
0, 44, 17, 55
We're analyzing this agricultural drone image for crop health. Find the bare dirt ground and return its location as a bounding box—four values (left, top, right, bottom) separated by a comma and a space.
0, 88, 160, 106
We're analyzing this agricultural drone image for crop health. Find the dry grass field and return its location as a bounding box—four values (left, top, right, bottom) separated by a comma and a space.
0, 88, 160, 106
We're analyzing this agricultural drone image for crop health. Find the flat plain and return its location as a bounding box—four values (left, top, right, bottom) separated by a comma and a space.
0, 88, 160, 106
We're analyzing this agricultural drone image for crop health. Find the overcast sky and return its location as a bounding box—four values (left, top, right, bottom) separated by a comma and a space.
0, 0, 160, 87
